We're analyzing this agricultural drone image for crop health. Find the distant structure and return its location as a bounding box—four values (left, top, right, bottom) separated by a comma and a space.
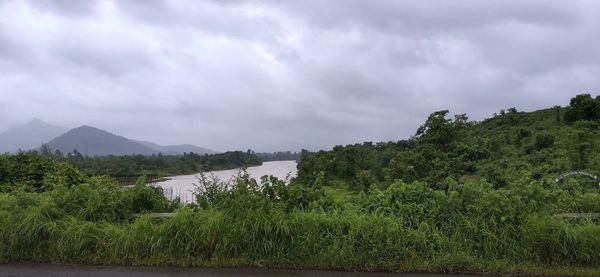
555, 171, 600, 184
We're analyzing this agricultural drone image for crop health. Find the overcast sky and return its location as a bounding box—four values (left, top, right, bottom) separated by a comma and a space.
1, 0, 599, 152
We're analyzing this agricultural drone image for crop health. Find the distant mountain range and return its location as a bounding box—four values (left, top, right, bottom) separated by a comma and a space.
44, 125, 161, 156
135, 140, 216, 156
0, 119, 68, 153
0, 119, 216, 156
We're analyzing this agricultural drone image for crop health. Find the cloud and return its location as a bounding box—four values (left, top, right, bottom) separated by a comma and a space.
1, 0, 599, 151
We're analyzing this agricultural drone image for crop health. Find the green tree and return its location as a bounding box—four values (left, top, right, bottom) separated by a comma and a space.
415, 110, 468, 150
564, 93, 599, 123
553, 105, 561, 125
569, 129, 591, 170
534, 133, 555, 150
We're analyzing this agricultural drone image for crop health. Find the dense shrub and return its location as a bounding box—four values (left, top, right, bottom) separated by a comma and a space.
0, 153, 86, 192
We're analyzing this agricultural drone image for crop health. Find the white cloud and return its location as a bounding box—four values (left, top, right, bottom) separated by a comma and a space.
0, 0, 599, 151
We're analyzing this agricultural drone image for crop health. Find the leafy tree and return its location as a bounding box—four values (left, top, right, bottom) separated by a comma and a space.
553, 105, 561, 125
564, 93, 599, 123
569, 129, 591, 170
534, 133, 555, 150
415, 110, 468, 150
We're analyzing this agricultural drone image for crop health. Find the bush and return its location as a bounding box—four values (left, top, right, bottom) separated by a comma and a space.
534, 133, 555, 150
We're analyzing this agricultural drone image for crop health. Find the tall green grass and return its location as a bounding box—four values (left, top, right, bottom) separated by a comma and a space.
2, 207, 600, 274
2, 169, 600, 275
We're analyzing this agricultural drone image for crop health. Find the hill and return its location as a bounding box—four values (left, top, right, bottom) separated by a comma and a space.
296, 94, 600, 190
45, 125, 159, 156
0, 119, 68, 154
136, 140, 216, 155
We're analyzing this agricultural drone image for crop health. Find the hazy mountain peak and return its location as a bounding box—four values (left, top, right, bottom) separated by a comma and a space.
2, 120, 215, 156
73, 125, 108, 133
26, 118, 44, 124
44, 125, 158, 156
41, 124, 215, 156
0, 119, 68, 154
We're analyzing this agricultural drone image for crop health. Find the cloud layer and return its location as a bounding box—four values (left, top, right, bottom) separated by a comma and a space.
1, 0, 599, 151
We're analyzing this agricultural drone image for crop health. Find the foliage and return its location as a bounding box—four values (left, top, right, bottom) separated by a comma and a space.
564, 93, 600, 123
297, 94, 600, 191
0, 153, 86, 192
3, 171, 600, 273
42, 150, 262, 177
255, 151, 300, 162
2, 93, 600, 275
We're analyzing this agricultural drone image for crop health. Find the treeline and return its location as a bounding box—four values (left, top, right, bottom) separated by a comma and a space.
564, 93, 600, 123
0, 152, 176, 220
255, 151, 299, 161
36, 150, 262, 176
297, 94, 600, 192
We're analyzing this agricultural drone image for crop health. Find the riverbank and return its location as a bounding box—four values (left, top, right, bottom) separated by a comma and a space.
157, 160, 297, 202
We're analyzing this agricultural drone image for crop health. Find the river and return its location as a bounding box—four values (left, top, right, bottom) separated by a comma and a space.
156, 160, 298, 203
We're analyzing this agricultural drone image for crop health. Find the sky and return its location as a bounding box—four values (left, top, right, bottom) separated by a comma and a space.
1, 0, 599, 152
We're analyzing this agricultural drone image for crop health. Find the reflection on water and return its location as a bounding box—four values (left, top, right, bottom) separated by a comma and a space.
157, 160, 297, 203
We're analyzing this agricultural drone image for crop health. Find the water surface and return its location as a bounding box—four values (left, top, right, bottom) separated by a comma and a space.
157, 160, 297, 203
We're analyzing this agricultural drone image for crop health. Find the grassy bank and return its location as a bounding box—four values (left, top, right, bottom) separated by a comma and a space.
2, 209, 600, 276
2, 170, 600, 276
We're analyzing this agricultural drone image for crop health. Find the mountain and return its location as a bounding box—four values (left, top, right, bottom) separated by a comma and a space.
42, 125, 216, 156
0, 119, 69, 154
44, 125, 159, 156
136, 140, 216, 155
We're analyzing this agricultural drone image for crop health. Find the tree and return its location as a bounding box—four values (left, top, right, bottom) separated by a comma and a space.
415, 110, 468, 150
564, 93, 599, 123
595, 96, 600, 118
569, 125, 592, 170
40, 144, 52, 157
553, 105, 561, 125
534, 133, 555, 150
506, 107, 519, 125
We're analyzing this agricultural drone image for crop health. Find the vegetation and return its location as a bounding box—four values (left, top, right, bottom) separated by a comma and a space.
36, 150, 262, 176
1, 94, 600, 276
297, 98, 600, 192
255, 151, 300, 162
564, 94, 600, 123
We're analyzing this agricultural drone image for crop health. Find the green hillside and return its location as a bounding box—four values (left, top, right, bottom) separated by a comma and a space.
296, 94, 600, 191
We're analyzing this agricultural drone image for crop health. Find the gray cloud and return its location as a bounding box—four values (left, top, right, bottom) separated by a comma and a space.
1, 0, 599, 152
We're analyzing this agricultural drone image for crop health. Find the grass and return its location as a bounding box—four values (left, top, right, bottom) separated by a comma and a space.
2, 205, 600, 275
2, 157, 600, 275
